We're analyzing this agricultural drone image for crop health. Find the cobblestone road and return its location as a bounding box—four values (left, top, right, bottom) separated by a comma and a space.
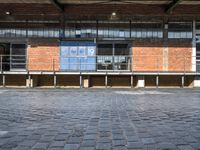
0, 89, 200, 150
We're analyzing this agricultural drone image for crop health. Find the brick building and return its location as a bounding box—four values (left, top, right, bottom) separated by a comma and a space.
0, 0, 200, 88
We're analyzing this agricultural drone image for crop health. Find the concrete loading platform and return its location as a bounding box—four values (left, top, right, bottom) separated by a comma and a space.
1, 72, 200, 88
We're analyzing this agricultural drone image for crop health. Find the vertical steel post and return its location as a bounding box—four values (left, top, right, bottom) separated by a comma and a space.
192, 20, 196, 72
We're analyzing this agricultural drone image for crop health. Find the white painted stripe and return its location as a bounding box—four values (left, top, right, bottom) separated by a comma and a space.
115, 91, 172, 95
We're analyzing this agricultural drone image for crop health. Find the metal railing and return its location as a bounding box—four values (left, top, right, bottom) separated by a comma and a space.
0, 54, 200, 73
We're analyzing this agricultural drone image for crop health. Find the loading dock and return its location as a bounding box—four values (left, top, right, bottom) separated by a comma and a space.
0, 1, 200, 89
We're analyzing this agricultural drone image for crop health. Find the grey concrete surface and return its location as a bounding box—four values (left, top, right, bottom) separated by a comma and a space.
0, 89, 199, 150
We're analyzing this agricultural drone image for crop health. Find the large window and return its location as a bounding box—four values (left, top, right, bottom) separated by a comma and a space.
0, 28, 26, 38
27, 28, 60, 38
131, 22, 163, 39
98, 21, 130, 38
10, 44, 26, 70
27, 20, 60, 38
97, 43, 131, 70
65, 21, 97, 38
168, 22, 192, 39
0, 20, 27, 38
0, 20, 60, 38
97, 44, 113, 70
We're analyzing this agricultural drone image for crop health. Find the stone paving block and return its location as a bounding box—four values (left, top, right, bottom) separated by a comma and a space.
19, 140, 37, 147
15, 146, 31, 150
97, 137, 111, 143
80, 140, 96, 147
112, 146, 128, 150
112, 134, 126, 140
79, 147, 94, 150
158, 142, 177, 150
126, 136, 140, 142
127, 142, 144, 149
47, 148, 63, 150
54, 134, 69, 141
67, 137, 82, 144
32, 142, 49, 150
39, 136, 55, 142
27, 134, 42, 140
112, 140, 127, 146
141, 138, 156, 145
178, 145, 195, 150
83, 134, 97, 140
49, 141, 66, 148
63, 144, 79, 150
96, 143, 111, 150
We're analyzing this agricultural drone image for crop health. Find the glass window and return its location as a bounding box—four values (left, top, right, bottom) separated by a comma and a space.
131, 22, 163, 39
168, 22, 192, 39
98, 21, 130, 38
97, 44, 113, 55
65, 20, 97, 38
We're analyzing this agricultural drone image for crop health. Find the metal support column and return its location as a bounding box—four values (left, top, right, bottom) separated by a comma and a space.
156, 75, 159, 88
192, 20, 196, 72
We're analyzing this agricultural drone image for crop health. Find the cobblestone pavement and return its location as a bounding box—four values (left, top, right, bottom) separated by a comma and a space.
0, 89, 200, 150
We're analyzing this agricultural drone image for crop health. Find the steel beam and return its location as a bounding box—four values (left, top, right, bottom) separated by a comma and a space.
49, 0, 64, 12
166, 0, 182, 14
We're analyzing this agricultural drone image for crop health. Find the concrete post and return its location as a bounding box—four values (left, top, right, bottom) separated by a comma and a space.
26, 75, 31, 88
83, 76, 90, 88
131, 75, 133, 88
54, 75, 57, 88
137, 76, 145, 88
2, 75, 5, 87
181, 76, 185, 88
105, 75, 108, 88
194, 76, 200, 87
80, 75, 82, 88
156, 75, 159, 88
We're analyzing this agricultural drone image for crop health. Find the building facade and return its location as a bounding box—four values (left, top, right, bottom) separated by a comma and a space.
0, 0, 200, 88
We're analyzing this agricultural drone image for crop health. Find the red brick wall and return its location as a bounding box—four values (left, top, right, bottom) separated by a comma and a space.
132, 40, 193, 72
168, 41, 192, 72
27, 40, 59, 71
132, 41, 164, 71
